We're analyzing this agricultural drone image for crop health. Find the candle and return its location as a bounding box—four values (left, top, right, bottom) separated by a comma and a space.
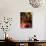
6, 34, 8, 38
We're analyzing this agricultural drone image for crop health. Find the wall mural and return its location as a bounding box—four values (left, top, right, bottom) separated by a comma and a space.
20, 12, 32, 28
0, 17, 12, 39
